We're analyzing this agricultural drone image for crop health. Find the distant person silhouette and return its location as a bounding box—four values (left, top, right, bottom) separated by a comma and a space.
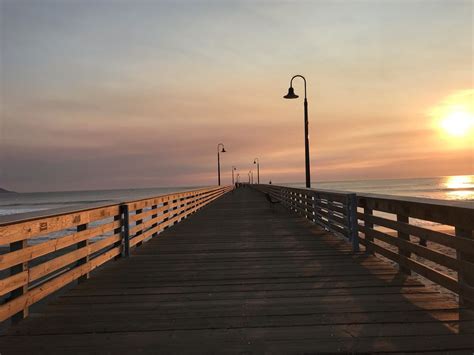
269, 180, 272, 184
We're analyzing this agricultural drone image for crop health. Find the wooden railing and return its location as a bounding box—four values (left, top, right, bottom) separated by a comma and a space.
252, 184, 359, 252
357, 193, 474, 307
252, 184, 474, 308
0, 185, 232, 323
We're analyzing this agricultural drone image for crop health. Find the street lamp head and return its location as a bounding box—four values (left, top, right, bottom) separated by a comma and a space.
221, 147, 226, 153
284, 86, 298, 99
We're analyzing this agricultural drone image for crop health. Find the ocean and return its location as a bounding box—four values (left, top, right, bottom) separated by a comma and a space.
0, 186, 206, 217
285, 175, 474, 201
0, 176, 472, 218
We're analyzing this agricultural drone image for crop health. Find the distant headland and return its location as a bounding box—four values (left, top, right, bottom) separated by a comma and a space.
0, 187, 15, 193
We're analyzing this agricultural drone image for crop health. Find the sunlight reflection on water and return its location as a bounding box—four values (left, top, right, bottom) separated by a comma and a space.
444, 175, 474, 200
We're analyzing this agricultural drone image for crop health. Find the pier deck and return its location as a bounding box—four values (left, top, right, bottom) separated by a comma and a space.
1, 188, 473, 353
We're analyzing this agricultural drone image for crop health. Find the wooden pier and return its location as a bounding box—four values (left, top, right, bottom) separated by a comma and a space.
0, 186, 473, 353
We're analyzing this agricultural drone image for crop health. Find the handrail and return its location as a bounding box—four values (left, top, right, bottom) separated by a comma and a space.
251, 184, 359, 251
356, 192, 474, 308
0, 185, 233, 324
250, 183, 474, 308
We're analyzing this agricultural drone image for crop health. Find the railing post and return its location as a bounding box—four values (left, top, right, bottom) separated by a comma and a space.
114, 211, 123, 260
364, 207, 374, 254
151, 204, 158, 238
179, 196, 185, 220
192, 193, 198, 211
347, 193, 359, 252
397, 214, 411, 275
313, 192, 319, 225
163, 199, 170, 230
305, 193, 311, 221
327, 199, 334, 232
121, 204, 130, 257
135, 208, 143, 247
76, 223, 89, 283
9, 239, 29, 323
456, 227, 473, 309
172, 199, 178, 224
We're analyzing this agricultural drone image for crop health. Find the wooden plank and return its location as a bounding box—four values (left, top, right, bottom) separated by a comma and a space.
130, 211, 170, 235
357, 193, 473, 230
360, 226, 459, 271
457, 227, 474, 307
129, 189, 228, 248
397, 213, 411, 275
28, 233, 121, 283
76, 223, 89, 283
358, 212, 474, 253
363, 207, 374, 254
0, 246, 121, 322
126, 186, 224, 212
129, 202, 178, 222
9, 238, 29, 322
359, 238, 459, 293
0, 220, 120, 271
0, 205, 120, 244
0, 271, 28, 297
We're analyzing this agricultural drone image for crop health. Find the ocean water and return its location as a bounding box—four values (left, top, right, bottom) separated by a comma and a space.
0, 176, 472, 218
285, 175, 474, 202
0, 186, 206, 217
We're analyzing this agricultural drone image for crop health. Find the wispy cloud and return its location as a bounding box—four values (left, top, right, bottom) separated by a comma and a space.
1, 0, 472, 191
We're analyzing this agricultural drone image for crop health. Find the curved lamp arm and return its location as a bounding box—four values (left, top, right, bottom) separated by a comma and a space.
217, 143, 225, 153
289, 75, 307, 100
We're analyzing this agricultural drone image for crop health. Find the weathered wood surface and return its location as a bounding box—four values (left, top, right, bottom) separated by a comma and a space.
0, 186, 232, 323
1, 188, 473, 353
255, 184, 474, 306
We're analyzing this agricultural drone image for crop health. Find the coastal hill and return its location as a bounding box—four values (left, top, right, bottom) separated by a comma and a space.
0, 187, 14, 193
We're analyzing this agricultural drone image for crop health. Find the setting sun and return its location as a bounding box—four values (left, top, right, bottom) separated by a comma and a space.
440, 109, 474, 137
430, 90, 474, 143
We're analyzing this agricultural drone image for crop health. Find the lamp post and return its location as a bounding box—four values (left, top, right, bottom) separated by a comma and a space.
253, 158, 260, 184
217, 143, 226, 186
284, 75, 311, 188
231, 166, 237, 185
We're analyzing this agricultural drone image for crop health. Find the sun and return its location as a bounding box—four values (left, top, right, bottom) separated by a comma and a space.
439, 109, 474, 137
429, 90, 474, 141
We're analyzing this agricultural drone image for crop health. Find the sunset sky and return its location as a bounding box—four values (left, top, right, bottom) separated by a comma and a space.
1, 0, 472, 192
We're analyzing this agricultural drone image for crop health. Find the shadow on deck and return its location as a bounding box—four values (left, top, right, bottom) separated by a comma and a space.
1, 188, 473, 353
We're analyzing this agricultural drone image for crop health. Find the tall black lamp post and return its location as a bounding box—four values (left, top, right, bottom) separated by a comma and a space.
253, 158, 260, 184
217, 143, 226, 186
231, 166, 237, 185
284, 75, 311, 188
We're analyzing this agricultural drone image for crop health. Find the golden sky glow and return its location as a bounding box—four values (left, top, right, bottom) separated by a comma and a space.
0, 0, 472, 191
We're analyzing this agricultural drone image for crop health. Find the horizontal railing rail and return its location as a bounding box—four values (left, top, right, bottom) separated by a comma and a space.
357, 193, 474, 307
251, 184, 474, 308
252, 184, 359, 251
0, 185, 233, 324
